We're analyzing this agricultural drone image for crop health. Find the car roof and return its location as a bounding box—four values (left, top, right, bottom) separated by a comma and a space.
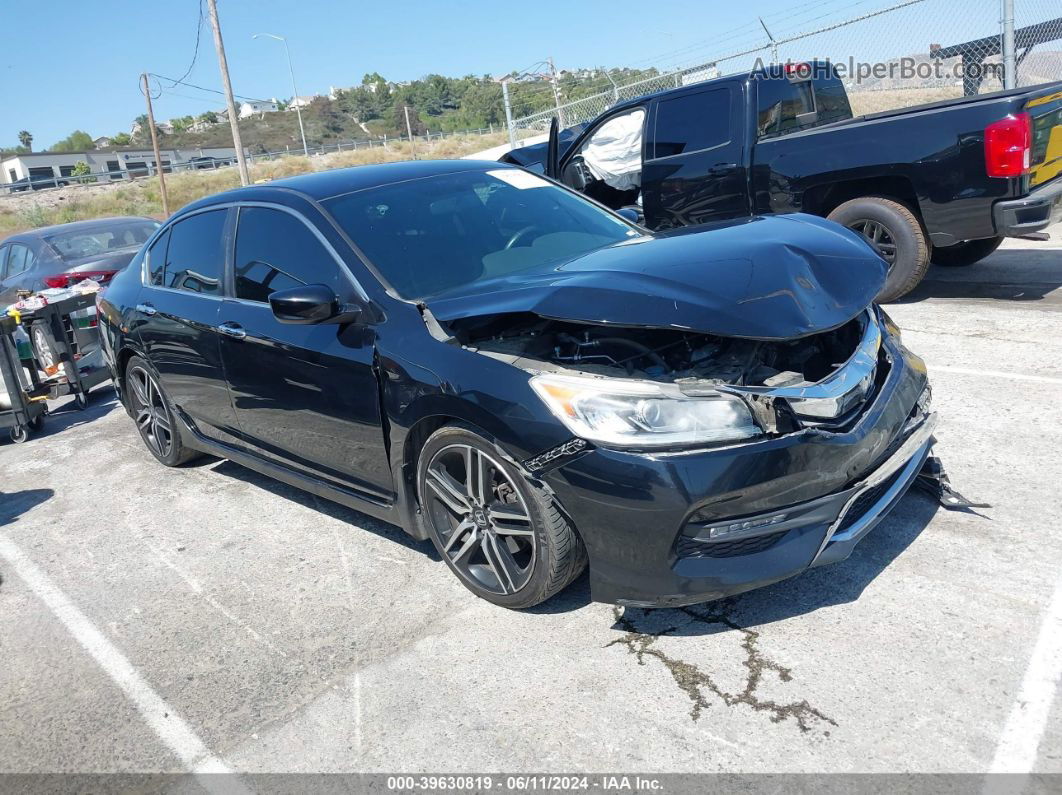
182, 159, 513, 212
2, 216, 158, 244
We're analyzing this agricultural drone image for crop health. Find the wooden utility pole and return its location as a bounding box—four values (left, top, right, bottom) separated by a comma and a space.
548, 57, 565, 127
140, 73, 170, 217
205, 0, 250, 185
403, 105, 417, 160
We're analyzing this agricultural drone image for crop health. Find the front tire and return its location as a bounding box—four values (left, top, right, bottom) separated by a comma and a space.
124, 355, 200, 466
417, 424, 587, 609
931, 236, 1003, 267
828, 196, 930, 302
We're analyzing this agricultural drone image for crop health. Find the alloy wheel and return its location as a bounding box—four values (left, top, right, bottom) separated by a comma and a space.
127, 366, 173, 459
422, 444, 536, 596
849, 219, 898, 265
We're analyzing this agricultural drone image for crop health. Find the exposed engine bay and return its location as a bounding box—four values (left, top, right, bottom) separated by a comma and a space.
450, 311, 868, 391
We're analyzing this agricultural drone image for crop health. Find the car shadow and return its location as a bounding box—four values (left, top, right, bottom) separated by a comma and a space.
206, 458, 439, 560
203, 454, 940, 623
897, 247, 1062, 304
0, 487, 55, 591
609, 490, 941, 635
31, 386, 120, 439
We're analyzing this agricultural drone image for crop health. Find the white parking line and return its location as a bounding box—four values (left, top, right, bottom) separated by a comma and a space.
931, 366, 1062, 385
0, 532, 249, 793
988, 574, 1062, 775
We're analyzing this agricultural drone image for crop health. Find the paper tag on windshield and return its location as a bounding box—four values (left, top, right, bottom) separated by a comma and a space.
488, 169, 549, 189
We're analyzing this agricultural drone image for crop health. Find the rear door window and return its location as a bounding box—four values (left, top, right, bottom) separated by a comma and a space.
4, 244, 37, 278
161, 210, 227, 295
233, 207, 342, 303
651, 88, 731, 159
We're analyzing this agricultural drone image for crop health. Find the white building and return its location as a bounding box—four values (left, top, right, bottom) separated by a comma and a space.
238, 100, 279, 118
287, 95, 318, 111
1, 146, 245, 187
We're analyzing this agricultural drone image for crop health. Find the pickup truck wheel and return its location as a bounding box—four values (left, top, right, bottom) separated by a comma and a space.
931, 236, 1003, 267
828, 197, 930, 302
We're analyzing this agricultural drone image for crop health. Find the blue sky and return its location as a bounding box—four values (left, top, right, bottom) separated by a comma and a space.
1, 0, 1003, 148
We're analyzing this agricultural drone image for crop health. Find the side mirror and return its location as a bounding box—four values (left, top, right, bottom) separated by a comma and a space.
269, 284, 342, 324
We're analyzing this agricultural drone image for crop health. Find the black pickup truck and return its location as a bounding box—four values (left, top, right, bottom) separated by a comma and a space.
502, 63, 1062, 301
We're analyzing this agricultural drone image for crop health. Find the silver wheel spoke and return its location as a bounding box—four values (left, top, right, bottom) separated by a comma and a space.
489, 504, 534, 536
426, 467, 471, 517
483, 533, 519, 593
135, 408, 152, 429
129, 372, 149, 406
465, 447, 491, 505
450, 526, 480, 565
443, 518, 474, 555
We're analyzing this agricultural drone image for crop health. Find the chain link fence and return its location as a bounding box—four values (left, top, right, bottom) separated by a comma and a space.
511, 0, 1062, 139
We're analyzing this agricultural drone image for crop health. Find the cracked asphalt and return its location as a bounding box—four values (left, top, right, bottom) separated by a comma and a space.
1, 224, 1060, 775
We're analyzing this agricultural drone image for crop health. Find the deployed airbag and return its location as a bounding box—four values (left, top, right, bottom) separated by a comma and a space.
580, 109, 645, 192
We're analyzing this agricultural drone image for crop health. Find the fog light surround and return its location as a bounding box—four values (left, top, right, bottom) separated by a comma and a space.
705, 513, 789, 540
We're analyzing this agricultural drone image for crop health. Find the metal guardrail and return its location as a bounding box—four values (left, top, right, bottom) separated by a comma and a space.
0, 127, 500, 196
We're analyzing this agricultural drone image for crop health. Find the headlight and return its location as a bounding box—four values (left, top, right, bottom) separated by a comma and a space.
530, 373, 762, 448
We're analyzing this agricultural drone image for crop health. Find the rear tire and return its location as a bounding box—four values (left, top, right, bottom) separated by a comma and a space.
828, 196, 930, 302
124, 355, 201, 467
417, 423, 587, 609
931, 236, 1003, 267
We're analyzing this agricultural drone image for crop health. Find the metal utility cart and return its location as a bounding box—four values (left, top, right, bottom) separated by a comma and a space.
0, 314, 47, 443
0, 291, 110, 443
21, 292, 110, 411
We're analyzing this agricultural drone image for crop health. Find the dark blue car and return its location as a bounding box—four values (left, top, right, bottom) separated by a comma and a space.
97, 160, 934, 609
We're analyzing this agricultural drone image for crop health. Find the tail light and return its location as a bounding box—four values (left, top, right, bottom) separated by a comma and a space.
985, 113, 1032, 178
42, 270, 118, 289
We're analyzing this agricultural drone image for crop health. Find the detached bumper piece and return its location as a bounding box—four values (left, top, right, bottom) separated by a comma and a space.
914, 455, 990, 510
677, 412, 939, 574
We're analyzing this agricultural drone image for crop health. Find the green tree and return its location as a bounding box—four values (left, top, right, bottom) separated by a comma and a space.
18, 130, 32, 151
111, 132, 132, 146
393, 104, 426, 136
170, 115, 194, 133
196, 110, 218, 124
70, 160, 94, 184
49, 130, 94, 152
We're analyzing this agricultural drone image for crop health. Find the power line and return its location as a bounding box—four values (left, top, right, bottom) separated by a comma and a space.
168, 0, 205, 88
149, 72, 269, 104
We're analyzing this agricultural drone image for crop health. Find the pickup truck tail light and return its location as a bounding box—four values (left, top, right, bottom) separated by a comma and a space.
985, 113, 1032, 178
43, 269, 118, 289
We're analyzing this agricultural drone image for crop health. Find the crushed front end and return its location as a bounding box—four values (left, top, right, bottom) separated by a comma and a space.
456, 306, 934, 606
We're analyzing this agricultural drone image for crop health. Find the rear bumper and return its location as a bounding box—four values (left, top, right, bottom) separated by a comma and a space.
542, 333, 932, 607
994, 177, 1062, 237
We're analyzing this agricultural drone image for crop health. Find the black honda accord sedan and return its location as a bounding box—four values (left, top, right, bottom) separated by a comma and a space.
97, 160, 935, 609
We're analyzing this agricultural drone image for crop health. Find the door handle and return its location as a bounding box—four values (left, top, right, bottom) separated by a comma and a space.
135, 302, 157, 316
217, 321, 247, 340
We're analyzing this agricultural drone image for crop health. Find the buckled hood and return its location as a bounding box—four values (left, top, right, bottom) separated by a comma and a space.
426, 214, 887, 340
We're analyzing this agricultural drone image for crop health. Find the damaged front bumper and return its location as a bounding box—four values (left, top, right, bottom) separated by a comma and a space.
540, 330, 935, 607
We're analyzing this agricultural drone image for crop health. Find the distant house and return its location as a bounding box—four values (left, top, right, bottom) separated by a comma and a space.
93, 136, 112, 150
287, 95, 319, 111
238, 100, 280, 119
156, 121, 174, 135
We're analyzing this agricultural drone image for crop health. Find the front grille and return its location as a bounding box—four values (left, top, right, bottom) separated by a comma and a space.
835, 467, 904, 534
676, 530, 788, 559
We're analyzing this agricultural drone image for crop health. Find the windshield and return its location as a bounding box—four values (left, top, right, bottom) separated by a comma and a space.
46, 220, 159, 261
323, 168, 639, 300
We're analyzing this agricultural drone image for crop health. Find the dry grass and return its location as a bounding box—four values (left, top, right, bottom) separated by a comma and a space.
848, 87, 964, 116
0, 134, 506, 238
